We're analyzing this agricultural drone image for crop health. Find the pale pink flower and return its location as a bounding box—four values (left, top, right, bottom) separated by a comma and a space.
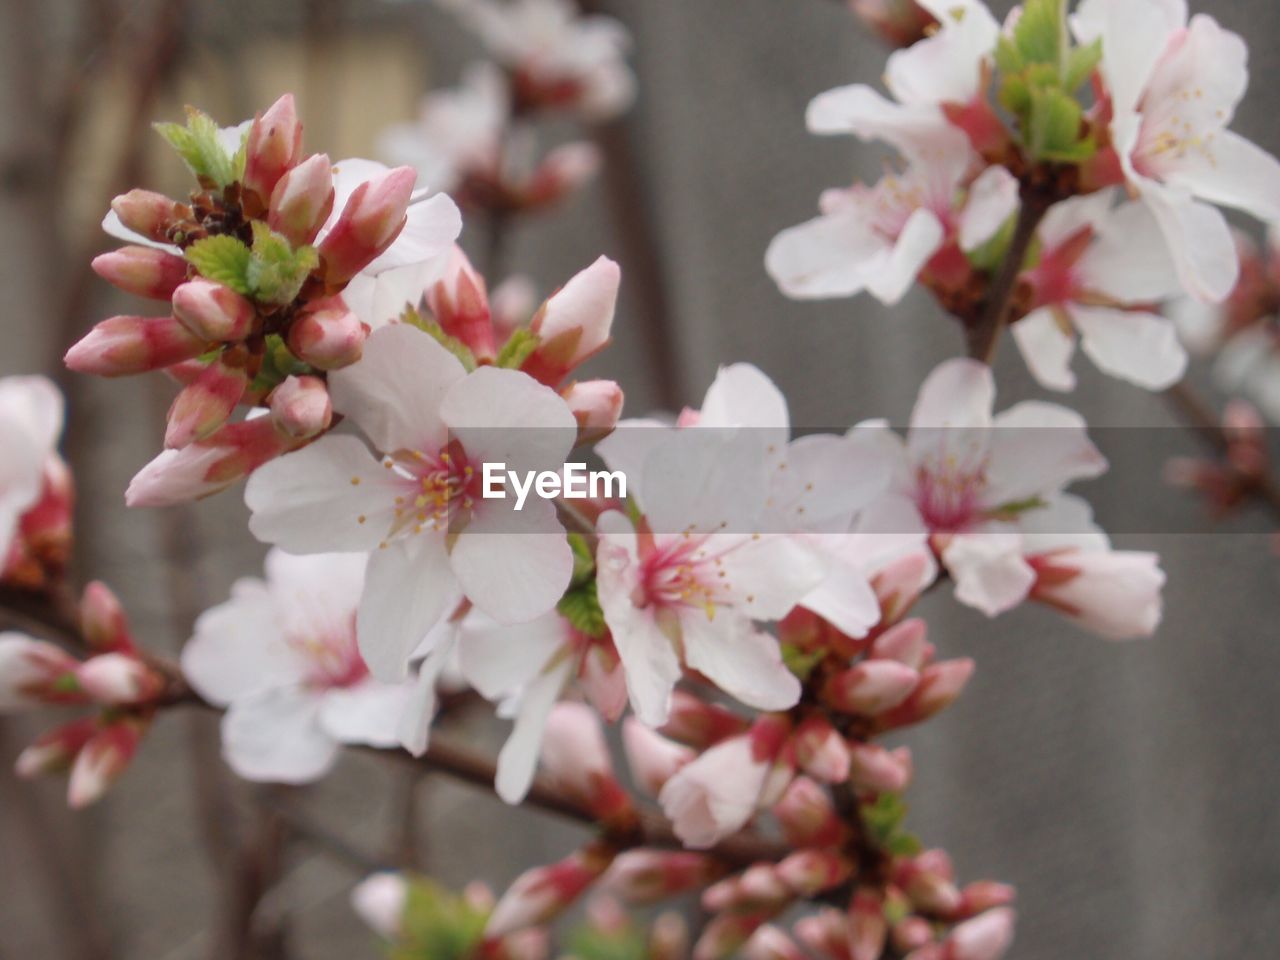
0, 376, 64, 564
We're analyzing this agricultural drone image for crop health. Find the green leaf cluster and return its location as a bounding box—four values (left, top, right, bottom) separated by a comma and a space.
154, 107, 242, 188
495, 327, 541, 370
247, 222, 318, 305
564, 922, 649, 960
558, 577, 607, 639
385, 878, 489, 960
402, 306, 477, 371
861, 792, 923, 857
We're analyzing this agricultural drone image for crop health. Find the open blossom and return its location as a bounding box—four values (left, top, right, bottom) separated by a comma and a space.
245, 323, 577, 681
0, 376, 68, 581
181, 550, 420, 783
1073, 0, 1280, 302
436, 0, 635, 120
856, 359, 1163, 637
1012, 192, 1186, 391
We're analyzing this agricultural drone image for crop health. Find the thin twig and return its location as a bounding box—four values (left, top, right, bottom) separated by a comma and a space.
965, 190, 1050, 364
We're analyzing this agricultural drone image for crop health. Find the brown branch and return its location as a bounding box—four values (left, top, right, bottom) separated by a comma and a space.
965, 190, 1051, 364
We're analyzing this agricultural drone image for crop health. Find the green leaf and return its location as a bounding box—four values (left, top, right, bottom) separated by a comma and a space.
1028, 86, 1085, 161
1013, 0, 1065, 69
402, 306, 477, 371
495, 327, 541, 370
1063, 38, 1103, 93
994, 35, 1025, 77
862, 792, 909, 846
965, 206, 1018, 273
558, 579, 607, 639
985, 495, 1049, 522
252, 334, 310, 393
781, 643, 826, 682
154, 107, 237, 187
246, 221, 318, 305
185, 235, 253, 294
567, 532, 596, 587
392, 877, 489, 960
565, 923, 648, 960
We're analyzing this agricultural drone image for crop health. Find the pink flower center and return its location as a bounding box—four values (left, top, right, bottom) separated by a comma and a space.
914, 455, 988, 533
388, 439, 484, 536
633, 534, 737, 620
289, 612, 368, 690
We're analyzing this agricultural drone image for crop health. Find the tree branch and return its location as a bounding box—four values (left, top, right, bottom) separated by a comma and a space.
965, 190, 1051, 364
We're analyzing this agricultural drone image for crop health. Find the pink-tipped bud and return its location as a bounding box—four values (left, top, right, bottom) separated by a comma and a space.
773, 776, 844, 848
776, 851, 852, 898
622, 717, 693, 796
126, 416, 305, 507
944, 908, 1016, 960
67, 718, 146, 809
172, 279, 256, 342
318, 166, 416, 285
824, 659, 920, 715
794, 908, 851, 960
523, 256, 620, 386
850, 887, 889, 960
848, 742, 913, 793
525, 142, 601, 208
351, 872, 408, 939
65, 315, 208, 377
110, 189, 182, 242
958, 882, 1017, 917
287, 296, 366, 370
880, 659, 975, 729
848, 0, 936, 49
563, 379, 624, 445
4, 454, 75, 589
484, 843, 614, 939
0, 635, 82, 710
75, 653, 162, 706
80, 581, 135, 653
15, 717, 97, 778
539, 702, 631, 822
660, 690, 750, 748
869, 618, 930, 669
892, 917, 935, 954
243, 94, 303, 202
694, 910, 773, 960
603, 850, 713, 904
704, 865, 789, 913
650, 912, 690, 960
427, 246, 497, 362
896, 852, 962, 917
743, 925, 807, 960
269, 375, 332, 439
269, 152, 335, 246
792, 716, 852, 784
165, 359, 249, 448
872, 552, 932, 624
92, 246, 188, 300
905, 946, 946, 960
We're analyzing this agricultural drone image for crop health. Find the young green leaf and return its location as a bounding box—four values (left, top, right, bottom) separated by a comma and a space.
185, 235, 253, 295
153, 107, 237, 187
246, 222, 319, 305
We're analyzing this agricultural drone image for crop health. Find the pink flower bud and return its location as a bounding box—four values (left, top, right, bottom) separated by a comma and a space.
660, 690, 750, 748
92, 246, 188, 300
427, 246, 497, 363
848, 0, 935, 49
944, 908, 1016, 960
318, 166, 416, 285
650, 912, 690, 960
880, 659, 974, 729
869, 618, 930, 669
0, 634, 82, 710
794, 908, 850, 959
269, 375, 332, 439
892, 917, 935, 953
80, 581, 135, 653
165, 359, 249, 448
848, 742, 913, 793
958, 882, 1016, 916
126, 416, 305, 507
269, 153, 335, 246
493, 928, 551, 960
76, 653, 162, 705
485, 843, 614, 939
850, 887, 888, 960
67, 718, 146, 808
622, 717, 693, 796
351, 872, 407, 939
4, 455, 75, 589
792, 716, 852, 783
743, 925, 806, 960
773, 776, 844, 848
563, 379, 624, 446
540, 702, 630, 822
171, 279, 257, 342
776, 850, 852, 898
65, 315, 209, 377
603, 850, 713, 904
694, 909, 773, 960
15, 717, 97, 778
523, 257, 620, 385
905, 946, 946, 960
871, 552, 932, 624
243, 94, 303, 203
1029, 549, 1165, 640
287, 296, 367, 369
110, 189, 182, 242
525, 141, 601, 208
703, 864, 789, 913
896, 852, 962, 917
824, 659, 920, 715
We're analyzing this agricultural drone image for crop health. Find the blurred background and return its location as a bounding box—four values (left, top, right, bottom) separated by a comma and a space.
1, 0, 1277, 957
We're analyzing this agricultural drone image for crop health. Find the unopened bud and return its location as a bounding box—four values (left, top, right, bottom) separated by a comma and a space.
67, 718, 146, 808
564, 379, 624, 445
110, 189, 182, 242
869, 618, 930, 669
604, 850, 713, 904
776, 850, 851, 898
318, 166, 416, 285
880, 659, 974, 729
485, 842, 614, 939
269, 153, 335, 246
523, 256, 620, 385
773, 776, 844, 848
794, 908, 851, 959
76, 653, 162, 705
172, 279, 256, 342
848, 742, 913, 793
15, 717, 97, 778
0, 634, 82, 710
269, 375, 332, 439
892, 916, 935, 954
622, 717, 693, 796
958, 882, 1017, 916
540, 702, 630, 822
945, 908, 1016, 960
824, 659, 920, 715
792, 716, 852, 784
848, 0, 936, 49
897, 851, 962, 917
525, 141, 601, 208
850, 887, 888, 960
243, 94, 304, 203
650, 911, 690, 960
427, 246, 496, 362
80, 581, 135, 653
92, 246, 188, 300
660, 690, 750, 748
743, 925, 806, 960
165, 358, 249, 448
287, 297, 367, 369
694, 909, 772, 960
65, 315, 209, 377
872, 552, 932, 624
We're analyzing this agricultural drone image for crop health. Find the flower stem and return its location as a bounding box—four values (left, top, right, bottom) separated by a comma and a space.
965, 191, 1051, 365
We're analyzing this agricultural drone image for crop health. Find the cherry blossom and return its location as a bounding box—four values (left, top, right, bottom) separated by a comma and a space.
1011, 191, 1186, 391
181, 550, 421, 783
245, 322, 578, 680
1073, 0, 1280, 302
0, 376, 65, 569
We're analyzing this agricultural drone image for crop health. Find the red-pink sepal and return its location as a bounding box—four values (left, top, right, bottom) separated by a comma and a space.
65, 315, 208, 377
427, 246, 497, 363
878, 659, 975, 730
621, 717, 693, 796
110, 189, 183, 242
2, 455, 74, 590
563, 379, 624, 446
871, 552, 932, 626
942, 907, 1016, 960
823, 659, 920, 716
269, 375, 332, 440
67, 716, 148, 809
76, 653, 163, 706
773, 776, 846, 848
287, 296, 367, 370
849, 886, 888, 960
80, 581, 136, 654
172, 279, 256, 342
317, 166, 416, 285
165, 358, 249, 448
14, 716, 97, 778
602, 849, 715, 904
243, 94, 303, 204
484, 841, 615, 939
660, 690, 750, 748
269, 152, 335, 246
848, 742, 913, 794
92, 246, 189, 300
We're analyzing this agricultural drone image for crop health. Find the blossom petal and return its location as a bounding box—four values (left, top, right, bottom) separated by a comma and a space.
865, 208, 946, 306
494, 660, 573, 804
358, 535, 458, 681
1081, 200, 1182, 302
680, 612, 801, 713
1163, 130, 1280, 222
221, 688, 338, 784
909, 358, 994, 431
362, 193, 463, 275
458, 613, 567, 700
1011, 307, 1078, 392
765, 210, 884, 300
318, 681, 415, 747
441, 366, 577, 475
1072, 305, 1188, 390
1140, 184, 1239, 303
959, 166, 1019, 251
987, 401, 1108, 504
942, 533, 1036, 617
